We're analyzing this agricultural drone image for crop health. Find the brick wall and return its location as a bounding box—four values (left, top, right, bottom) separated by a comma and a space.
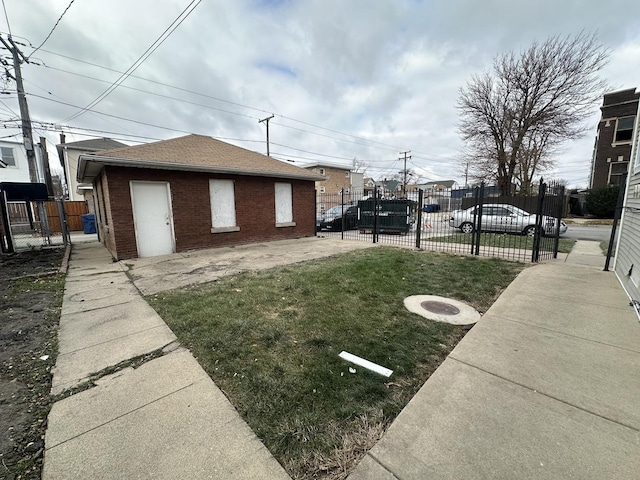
592, 90, 639, 189
100, 166, 316, 259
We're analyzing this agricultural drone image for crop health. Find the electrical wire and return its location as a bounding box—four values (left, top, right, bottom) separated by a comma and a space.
1, 0, 10, 36
62, 0, 201, 123
32, 119, 162, 142
39, 64, 259, 121
29, 0, 76, 58
31, 48, 431, 155
28, 93, 269, 145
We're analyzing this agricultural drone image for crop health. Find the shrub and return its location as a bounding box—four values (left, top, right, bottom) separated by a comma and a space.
585, 186, 619, 218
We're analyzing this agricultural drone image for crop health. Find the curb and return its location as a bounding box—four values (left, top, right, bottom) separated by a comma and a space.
59, 243, 72, 274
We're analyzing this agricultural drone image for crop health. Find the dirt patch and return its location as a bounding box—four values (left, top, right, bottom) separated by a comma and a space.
0, 248, 65, 479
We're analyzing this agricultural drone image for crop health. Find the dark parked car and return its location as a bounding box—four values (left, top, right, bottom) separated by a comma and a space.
317, 205, 358, 231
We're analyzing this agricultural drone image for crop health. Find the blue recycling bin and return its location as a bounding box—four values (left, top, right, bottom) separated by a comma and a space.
81, 214, 96, 234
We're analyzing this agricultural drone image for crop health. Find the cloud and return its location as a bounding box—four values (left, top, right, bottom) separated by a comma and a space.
1, 0, 639, 188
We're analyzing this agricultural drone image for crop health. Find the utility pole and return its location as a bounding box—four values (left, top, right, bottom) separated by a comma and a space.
399, 150, 411, 197
258, 114, 275, 157
0, 34, 38, 183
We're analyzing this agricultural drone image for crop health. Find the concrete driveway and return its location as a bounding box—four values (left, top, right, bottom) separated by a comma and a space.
123, 236, 378, 295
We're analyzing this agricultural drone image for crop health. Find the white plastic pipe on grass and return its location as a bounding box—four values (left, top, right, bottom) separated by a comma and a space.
339, 351, 393, 377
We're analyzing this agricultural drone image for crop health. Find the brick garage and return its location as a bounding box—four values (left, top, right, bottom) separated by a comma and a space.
77, 134, 322, 260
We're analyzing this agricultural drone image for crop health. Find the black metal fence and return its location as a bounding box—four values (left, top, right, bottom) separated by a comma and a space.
316, 180, 566, 263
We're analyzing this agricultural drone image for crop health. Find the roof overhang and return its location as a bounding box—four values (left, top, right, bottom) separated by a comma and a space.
77, 154, 325, 183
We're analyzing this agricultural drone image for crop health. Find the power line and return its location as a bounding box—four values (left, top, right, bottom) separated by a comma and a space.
30, 48, 449, 156
29, 0, 76, 58
37, 64, 259, 121
62, 0, 201, 123
28, 93, 267, 144
1, 0, 10, 36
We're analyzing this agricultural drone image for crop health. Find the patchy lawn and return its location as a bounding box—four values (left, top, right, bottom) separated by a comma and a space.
148, 247, 523, 479
0, 248, 65, 479
429, 232, 575, 254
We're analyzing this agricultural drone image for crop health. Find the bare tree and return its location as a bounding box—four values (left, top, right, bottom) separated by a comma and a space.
352, 157, 369, 176
458, 32, 609, 195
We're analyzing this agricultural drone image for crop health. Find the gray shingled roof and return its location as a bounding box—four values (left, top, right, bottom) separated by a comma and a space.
58, 138, 128, 151
77, 134, 324, 183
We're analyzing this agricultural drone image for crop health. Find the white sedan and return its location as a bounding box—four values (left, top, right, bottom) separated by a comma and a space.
449, 204, 567, 237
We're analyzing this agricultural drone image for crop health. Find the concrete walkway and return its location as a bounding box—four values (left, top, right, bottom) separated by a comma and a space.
44, 241, 295, 480
348, 241, 640, 479
45, 237, 640, 479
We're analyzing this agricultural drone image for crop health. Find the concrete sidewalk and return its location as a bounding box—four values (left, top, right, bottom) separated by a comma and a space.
348, 241, 640, 479
46, 237, 640, 479
44, 242, 291, 480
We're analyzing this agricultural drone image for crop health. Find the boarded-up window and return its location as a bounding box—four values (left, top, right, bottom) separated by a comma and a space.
210, 179, 237, 229
275, 182, 293, 225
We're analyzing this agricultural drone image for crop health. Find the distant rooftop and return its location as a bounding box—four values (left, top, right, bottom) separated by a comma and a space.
58, 138, 128, 151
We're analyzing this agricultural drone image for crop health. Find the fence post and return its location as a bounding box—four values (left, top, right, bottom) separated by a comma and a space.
416, 189, 423, 249
604, 174, 627, 271
0, 190, 14, 253
372, 186, 378, 244
56, 199, 71, 246
552, 184, 565, 259
340, 189, 345, 240
532, 179, 546, 263
473, 183, 485, 256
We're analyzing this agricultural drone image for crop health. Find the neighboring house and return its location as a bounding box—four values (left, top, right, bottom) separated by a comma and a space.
76, 134, 323, 260
305, 162, 361, 212
57, 136, 128, 204
590, 88, 639, 189
614, 102, 640, 320
363, 177, 376, 197
305, 162, 354, 195
0, 140, 30, 183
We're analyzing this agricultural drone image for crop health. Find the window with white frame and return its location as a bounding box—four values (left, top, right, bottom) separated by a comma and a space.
209, 179, 239, 232
275, 182, 295, 226
319, 168, 325, 175
608, 162, 628, 185
614, 116, 635, 143
0, 147, 15, 166
319, 186, 325, 193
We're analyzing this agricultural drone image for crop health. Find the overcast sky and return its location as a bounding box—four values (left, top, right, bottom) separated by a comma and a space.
2, 0, 640, 188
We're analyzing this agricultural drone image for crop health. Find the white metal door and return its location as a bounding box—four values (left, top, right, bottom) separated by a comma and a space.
130, 181, 175, 257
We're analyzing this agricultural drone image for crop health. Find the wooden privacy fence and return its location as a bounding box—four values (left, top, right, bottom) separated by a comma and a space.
45, 201, 87, 231
8, 201, 87, 232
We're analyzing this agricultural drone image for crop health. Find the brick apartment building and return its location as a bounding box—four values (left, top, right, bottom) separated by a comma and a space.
590, 88, 639, 189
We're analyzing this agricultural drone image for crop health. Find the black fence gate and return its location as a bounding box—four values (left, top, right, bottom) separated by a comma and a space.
316, 179, 566, 263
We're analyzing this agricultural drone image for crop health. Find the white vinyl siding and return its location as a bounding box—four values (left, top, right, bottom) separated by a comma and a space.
615, 108, 640, 317
275, 182, 295, 227
210, 179, 239, 233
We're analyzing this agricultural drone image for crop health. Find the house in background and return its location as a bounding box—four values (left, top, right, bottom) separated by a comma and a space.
77, 134, 322, 260
304, 162, 362, 212
614, 99, 640, 321
0, 140, 30, 183
590, 88, 639, 189
57, 136, 127, 208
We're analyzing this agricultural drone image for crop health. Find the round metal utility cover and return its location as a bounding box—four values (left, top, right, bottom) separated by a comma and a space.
420, 300, 460, 316
404, 295, 480, 325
